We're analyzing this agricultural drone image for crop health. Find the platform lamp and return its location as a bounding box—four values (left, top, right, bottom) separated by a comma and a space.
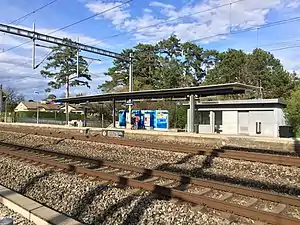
34, 91, 39, 124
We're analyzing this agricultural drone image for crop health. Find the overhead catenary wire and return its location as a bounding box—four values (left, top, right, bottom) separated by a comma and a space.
48, 0, 132, 35
87, 1, 300, 50
0, 0, 60, 50
0, 0, 133, 54
259, 39, 300, 48
189, 16, 300, 43
34, 49, 54, 69
86, 0, 247, 46
267, 45, 300, 52
8, 0, 59, 25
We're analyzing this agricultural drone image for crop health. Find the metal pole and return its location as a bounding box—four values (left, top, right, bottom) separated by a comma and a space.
101, 103, 104, 128
112, 98, 116, 128
128, 52, 133, 129
0, 84, 3, 114
32, 23, 36, 69
36, 101, 39, 124
77, 37, 79, 78
4, 98, 7, 123
65, 76, 69, 126
189, 94, 195, 133
83, 106, 87, 127
34, 91, 39, 124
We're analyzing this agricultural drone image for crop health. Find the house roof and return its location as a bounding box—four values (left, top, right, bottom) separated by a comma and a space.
21, 102, 61, 110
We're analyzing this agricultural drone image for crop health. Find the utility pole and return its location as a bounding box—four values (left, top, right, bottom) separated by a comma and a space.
34, 91, 39, 124
0, 84, 3, 115
65, 75, 70, 125
128, 52, 133, 129
77, 37, 79, 78
4, 98, 8, 123
32, 23, 36, 69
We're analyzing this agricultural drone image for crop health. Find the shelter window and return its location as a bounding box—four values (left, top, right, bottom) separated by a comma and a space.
199, 111, 210, 125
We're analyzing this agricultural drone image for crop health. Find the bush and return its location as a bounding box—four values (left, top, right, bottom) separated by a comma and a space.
15, 111, 83, 121
285, 87, 300, 135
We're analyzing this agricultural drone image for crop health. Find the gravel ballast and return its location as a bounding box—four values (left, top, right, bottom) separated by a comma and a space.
0, 131, 299, 197
0, 155, 253, 225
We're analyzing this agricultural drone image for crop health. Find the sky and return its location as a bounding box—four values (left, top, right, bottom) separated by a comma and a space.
0, 0, 300, 100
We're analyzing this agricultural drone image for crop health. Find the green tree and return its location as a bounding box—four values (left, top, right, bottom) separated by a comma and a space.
285, 87, 300, 136
45, 94, 57, 100
182, 42, 206, 85
40, 38, 91, 95
205, 48, 296, 99
99, 35, 208, 92
205, 49, 248, 84
3, 87, 25, 112
247, 48, 293, 98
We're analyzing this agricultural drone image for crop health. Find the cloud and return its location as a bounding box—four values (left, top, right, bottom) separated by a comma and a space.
149, 1, 176, 17
0, 49, 111, 99
144, 8, 153, 13
149, 1, 176, 10
85, 1, 130, 28
85, 0, 300, 45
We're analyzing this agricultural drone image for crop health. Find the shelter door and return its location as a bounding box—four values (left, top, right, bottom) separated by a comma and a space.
238, 111, 249, 135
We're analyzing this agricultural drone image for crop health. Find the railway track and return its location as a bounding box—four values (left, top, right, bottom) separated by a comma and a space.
1, 127, 300, 167
0, 141, 299, 225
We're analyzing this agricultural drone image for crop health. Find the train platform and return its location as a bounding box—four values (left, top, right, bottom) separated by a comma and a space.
0, 122, 299, 153
0, 184, 83, 225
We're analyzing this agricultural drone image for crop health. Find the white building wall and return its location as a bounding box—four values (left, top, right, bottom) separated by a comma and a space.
248, 110, 275, 137
198, 125, 212, 133
222, 111, 238, 135
274, 108, 287, 137
188, 102, 286, 138
14, 103, 29, 112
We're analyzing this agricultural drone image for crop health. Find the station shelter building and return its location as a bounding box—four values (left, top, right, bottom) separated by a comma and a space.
55, 82, 259, 132
187, 99, 287, 138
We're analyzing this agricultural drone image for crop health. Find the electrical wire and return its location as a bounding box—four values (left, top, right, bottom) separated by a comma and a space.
34, 49, 54, 69
0, 0, 59, 42
48, 0, 132, 35
268, 45, 300, 52
1, 0, 133, 54
189, 16, 300, 43
86, 0, 247, 46
259, 39, 300, 48
8, 0, 59, 25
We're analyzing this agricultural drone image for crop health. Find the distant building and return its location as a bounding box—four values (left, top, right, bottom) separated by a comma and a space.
14, 102, 84, 114
59, 104, 85, 114
186, 99, 287, 138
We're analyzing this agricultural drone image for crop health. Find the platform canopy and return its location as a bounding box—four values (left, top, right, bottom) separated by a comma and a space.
55, 82, 258, 104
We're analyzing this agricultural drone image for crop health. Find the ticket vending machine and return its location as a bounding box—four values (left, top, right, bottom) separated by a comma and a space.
142, 110, 155, 130
154, 110, 169, 130
118, 110, 127, 127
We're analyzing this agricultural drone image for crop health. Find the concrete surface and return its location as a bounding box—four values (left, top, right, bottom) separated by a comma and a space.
0, 185, 83, 225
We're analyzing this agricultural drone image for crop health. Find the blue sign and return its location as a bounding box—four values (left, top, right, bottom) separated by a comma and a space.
154, 110, 169, 130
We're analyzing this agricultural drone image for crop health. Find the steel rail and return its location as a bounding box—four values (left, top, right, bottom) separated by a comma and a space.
0, 147, 299, 225
1, 127, 299, 167
1, 141, 300, 208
